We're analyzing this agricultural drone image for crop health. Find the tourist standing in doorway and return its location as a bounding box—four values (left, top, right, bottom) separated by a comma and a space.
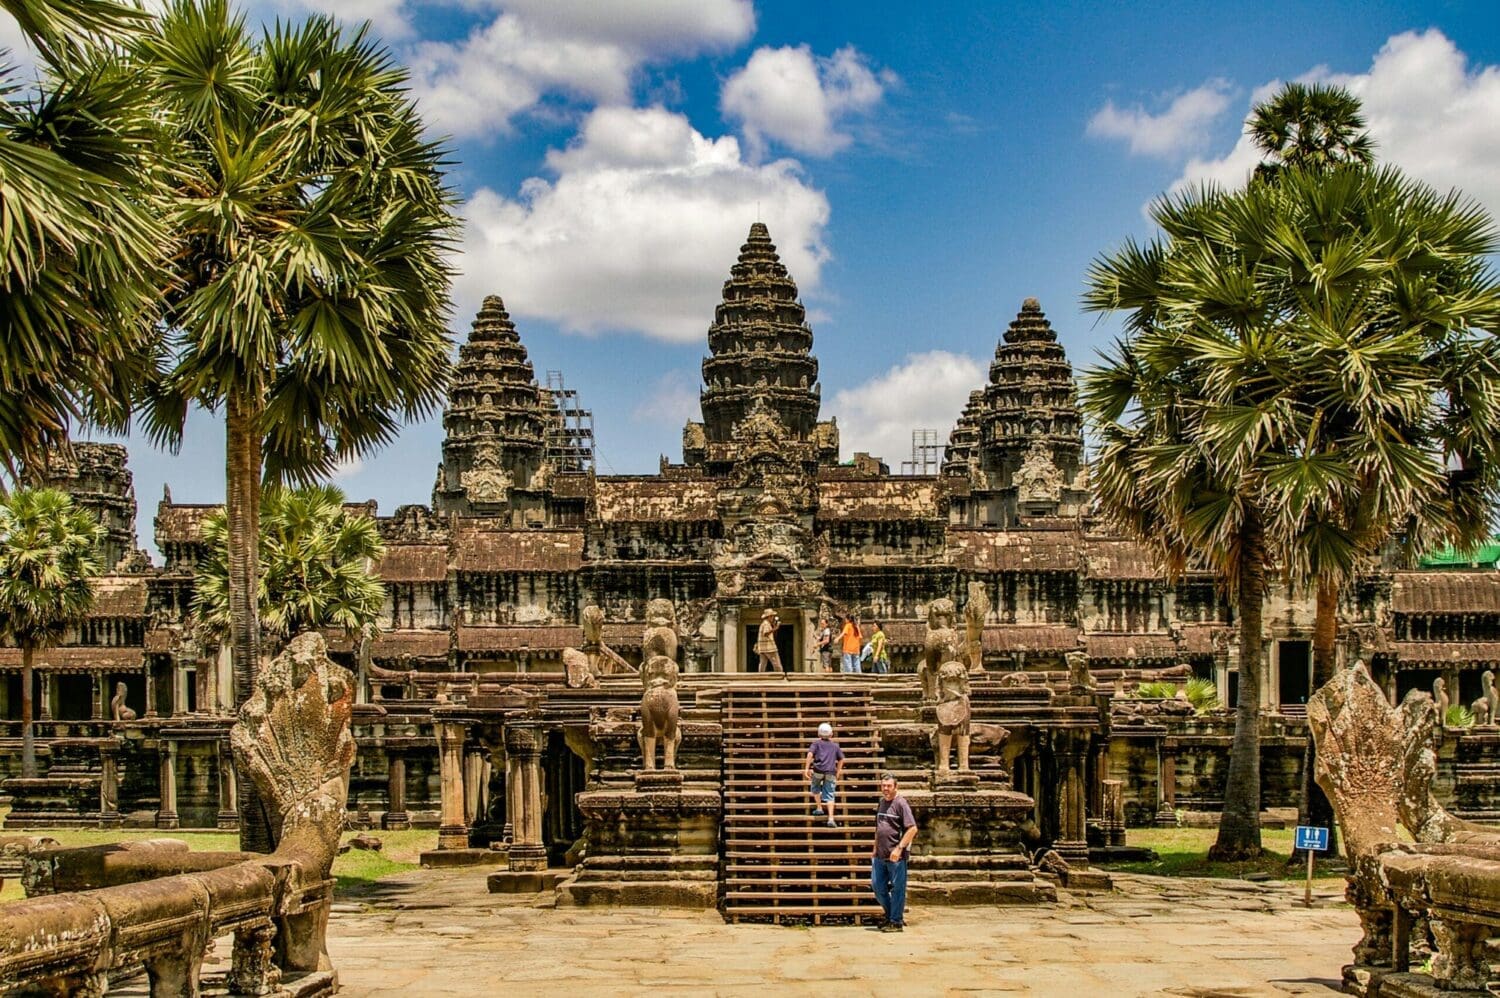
804, 722, 845, 827
816, 617, 833, 673
869, 621, 889, 674
756, 609, 784, 674
839, 614, 863, 674
871, 772, 917, 931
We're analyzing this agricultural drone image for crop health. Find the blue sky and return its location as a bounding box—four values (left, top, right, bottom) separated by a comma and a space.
28, 0, 1499, 539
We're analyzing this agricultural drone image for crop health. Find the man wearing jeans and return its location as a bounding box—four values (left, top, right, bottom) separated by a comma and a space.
871, 772, 917, 932
804, 722, 845, 828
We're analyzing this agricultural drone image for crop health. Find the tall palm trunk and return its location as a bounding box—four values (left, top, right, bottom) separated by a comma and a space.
20, 644, 35, 778
1211, 511, 1267, 860
1299, 575, 1340, 854
226, 388, 272, 852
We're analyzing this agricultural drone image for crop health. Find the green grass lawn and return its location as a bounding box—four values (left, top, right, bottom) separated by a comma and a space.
1, 817, 435, 905
1103, 825, 1348, 888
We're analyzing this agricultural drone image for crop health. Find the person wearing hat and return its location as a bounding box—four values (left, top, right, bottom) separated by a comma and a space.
804, 721, 846, 827
756, 608, 784, 674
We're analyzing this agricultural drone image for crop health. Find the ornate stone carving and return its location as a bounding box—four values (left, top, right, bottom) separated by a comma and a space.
638, 655, 681, 772
921, 598, 963, 703
1486, 669, 1499, 725
638, 600, 682, 771
1066, 650, 1095, 694
460, 442, 514, 506
1013, 439, 1064, 505
1308, 664, 1500, 968
1432, 675, 1449, 716
964, 582, 989, 673
934, 660, 972, 774
110, 682, 136, 722
230, 631, 356, 878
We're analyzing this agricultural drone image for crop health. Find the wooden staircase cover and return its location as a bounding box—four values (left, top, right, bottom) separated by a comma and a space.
720, 686, 886, 924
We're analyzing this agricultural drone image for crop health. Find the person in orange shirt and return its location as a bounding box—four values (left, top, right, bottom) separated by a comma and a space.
839, 614, 863, 674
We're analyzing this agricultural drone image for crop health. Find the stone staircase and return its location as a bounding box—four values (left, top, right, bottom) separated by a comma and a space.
720, 686, 886, 924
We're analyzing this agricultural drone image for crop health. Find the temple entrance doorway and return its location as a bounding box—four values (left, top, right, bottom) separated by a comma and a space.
1277, 640, 1311, 709
742, 610, 800, 672
543, 730, 586, 866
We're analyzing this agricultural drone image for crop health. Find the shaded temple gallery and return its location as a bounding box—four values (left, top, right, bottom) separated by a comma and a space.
7, 223, 1500, 890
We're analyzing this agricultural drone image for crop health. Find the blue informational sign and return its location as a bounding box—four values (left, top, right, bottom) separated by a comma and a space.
1295, 825, 1330, 852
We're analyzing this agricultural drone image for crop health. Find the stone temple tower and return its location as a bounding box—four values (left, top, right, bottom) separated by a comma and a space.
683, 222, 839, 474
944, 298, 1089, 526
36, 442, 140, 569
433, 296, 554, 523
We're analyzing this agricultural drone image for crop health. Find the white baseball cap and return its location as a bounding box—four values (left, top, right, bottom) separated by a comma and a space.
818, 722, 832, 736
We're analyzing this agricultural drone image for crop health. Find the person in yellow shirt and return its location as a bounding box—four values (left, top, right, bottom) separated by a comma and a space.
869, 621, 889, 674
839, 614, 862, 674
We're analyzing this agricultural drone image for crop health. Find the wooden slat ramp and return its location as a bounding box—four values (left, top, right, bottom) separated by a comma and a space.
720, 685, 886, 925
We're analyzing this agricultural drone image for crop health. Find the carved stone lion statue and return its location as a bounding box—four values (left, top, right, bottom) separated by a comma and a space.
638, 653, 681, 771
642, 598, 679, 663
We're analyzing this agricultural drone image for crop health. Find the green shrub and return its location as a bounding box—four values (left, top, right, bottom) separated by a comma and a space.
1445, 704, 1475, 728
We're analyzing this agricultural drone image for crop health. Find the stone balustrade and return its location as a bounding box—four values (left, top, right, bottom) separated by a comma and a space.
0, 847, 335, 996
0, 632, 355, 998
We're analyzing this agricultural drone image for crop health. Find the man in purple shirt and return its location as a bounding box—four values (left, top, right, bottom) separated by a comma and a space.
872, 772, 917, 931
803, 722, 846, 828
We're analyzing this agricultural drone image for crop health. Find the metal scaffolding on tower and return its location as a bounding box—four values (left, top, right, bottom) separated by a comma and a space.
899, 429, 942, 476
542, 370, 595, 473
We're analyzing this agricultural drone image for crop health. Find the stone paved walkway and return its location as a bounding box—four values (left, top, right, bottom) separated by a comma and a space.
324, 871, 1357, 997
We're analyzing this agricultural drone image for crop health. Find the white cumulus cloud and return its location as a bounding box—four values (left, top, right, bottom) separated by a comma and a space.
1172, 30, 1500, 216
829, 351, 985, 467
408, 0, 754, 140
251, 0, 413, 41
721, 44, 894, 158
1086, 79, 1235, 158
457, 105, 831, 342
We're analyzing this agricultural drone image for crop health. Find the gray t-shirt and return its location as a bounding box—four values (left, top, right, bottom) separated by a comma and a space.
875, 794, 916, 859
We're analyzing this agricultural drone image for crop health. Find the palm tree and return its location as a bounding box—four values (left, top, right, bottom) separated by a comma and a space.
0, 488, 103, 777
193, 484, 386, 644
1248, 82, 1375, 181
131, 1, 457, 849
0, 0, 164, 484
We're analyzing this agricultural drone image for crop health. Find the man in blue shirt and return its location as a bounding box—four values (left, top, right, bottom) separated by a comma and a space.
803, 722, 846, 828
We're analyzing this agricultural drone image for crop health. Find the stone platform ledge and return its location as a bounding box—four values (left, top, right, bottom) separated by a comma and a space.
554, 876, 717, 908
1343, 967, 1492, 998
908, 879, 1058, 905
419, 847, 509, 869
488, 868, 570, 894
111, 969, 337, 997
1059, 868, 1112, 892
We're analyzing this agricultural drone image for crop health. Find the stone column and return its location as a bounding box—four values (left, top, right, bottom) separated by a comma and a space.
99, 742, 121, 826
91, 672, 105, 720
1156, 740, 1179, 827
722, 615, 740, 674
38, 672, 53, 721
383, 753, 410, 830
436, 722, 469, 849
157, 741, 179, 829
463, 748, 485, 826
1053, 731, 1090, 866
1101, 778, 1125, 847
216, 741, 239, 830
505, 725, 547, 872
144, 664, 158, 718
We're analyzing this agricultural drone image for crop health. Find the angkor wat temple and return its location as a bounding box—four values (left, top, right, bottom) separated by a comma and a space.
5, 223, 1500, 908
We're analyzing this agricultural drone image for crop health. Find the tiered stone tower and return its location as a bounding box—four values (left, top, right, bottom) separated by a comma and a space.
433, 296, 554, 522
683, 222, 838, 473
36, 443, 140, 570
945, 298, 1089, 525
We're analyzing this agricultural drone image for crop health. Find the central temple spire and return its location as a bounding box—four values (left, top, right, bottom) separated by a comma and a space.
683, 222, 838, 470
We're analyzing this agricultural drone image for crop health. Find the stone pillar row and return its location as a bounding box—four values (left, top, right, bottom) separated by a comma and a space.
505, 725, 547, 872
436, 723, 468, 849
383, 753, 410, 830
